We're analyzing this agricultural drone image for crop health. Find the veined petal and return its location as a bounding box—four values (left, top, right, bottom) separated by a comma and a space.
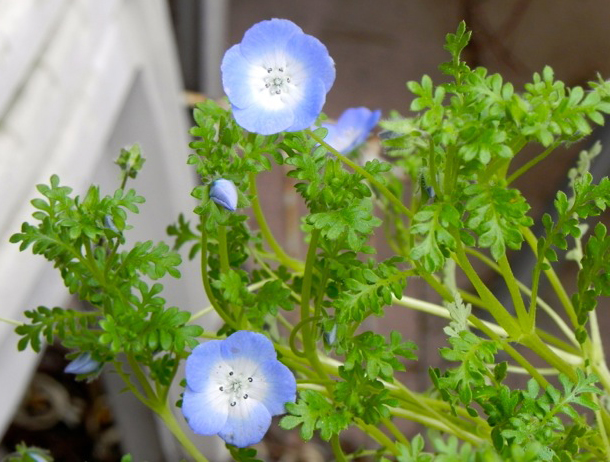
249, 359, 297, 415
240, 19, 303, 63
220, 331, 278, 365
221, 45, 257, 109
286, 77, 326, 132
285, 32, 335, 92
218, 398, 272, 448
183, 385, 229, 435
185, 340, 225, 393
232, 103, 295, 135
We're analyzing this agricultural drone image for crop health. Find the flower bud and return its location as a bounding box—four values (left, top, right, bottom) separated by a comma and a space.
64, 352, 101, 375
210, 179, 238, 211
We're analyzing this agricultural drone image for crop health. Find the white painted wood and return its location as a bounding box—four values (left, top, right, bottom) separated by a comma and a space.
0, 5, 212, 460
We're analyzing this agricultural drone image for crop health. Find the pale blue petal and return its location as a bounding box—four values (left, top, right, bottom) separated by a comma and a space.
323, 107, 381, 153
284, 33, 335, 92
232, 103, 295, 135
185, 340, 224, 392
182, 385, 228, 435
252, 359, 297, 415
240, 19, 303, 63
218, 398, 272, 448
65, 352, 101, 375
286, 78, 326, 132
221, 45, 256, 109
220, 331, 277, 364
210, 179, 238, 211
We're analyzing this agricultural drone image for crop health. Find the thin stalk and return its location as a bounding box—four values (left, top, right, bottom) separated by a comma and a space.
453, 242, 521, 338
299, 229, 326, 378
217, 225, 230, 275
382, 418, 410, 448
307, 129, 413, 219
0, 316, 23, 326
200, 224, 234, 327
507, 142, 561, 185
126, 354, 157, 401
157, 405, 209, 462
522, 227, 578, 326
355, 419, 400, 456
248, 172, 304, 272
497, 255, 531, 331
465, 247, 579, 348
331, 435, 348, 462
389, 407, 484, 446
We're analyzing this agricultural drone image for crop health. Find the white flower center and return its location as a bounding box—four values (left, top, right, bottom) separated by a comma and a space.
249, 53, 306, 111
264, 66, 291, 95
217, 369, 256, 408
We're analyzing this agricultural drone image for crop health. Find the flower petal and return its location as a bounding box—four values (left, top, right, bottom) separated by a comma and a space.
182, 385, 229, 435
286, 77, 326, 132
185, 340, 226, 393
218, 397, 272, 448
284, 32, 335, 92
220, 331, 278, 364
248, 359, 297, 416
232, 103, 295, 135
210, 178, 238, 211
240, 19, 303, 63
221, 45, 257, 109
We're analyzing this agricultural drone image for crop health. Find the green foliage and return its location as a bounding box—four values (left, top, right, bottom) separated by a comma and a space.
344, 331, 417, 381
280, 389, 351, 441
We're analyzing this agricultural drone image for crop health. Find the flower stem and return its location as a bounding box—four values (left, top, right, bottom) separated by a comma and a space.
507, 141, 561, 185
331, 435, 348, 462
248, 172, 304, 272
497, 255, 531, 332
306, 129, 413, 219
157, 405, 210, 462
299, 229, 327, 378
217, 225, 230, 275
200, 223, 234, 327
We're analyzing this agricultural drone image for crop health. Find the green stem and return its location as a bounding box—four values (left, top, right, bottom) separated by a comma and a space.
465, 247, 579, 348
356, 419, 400, 456
158, 405, 209, 462
507, 141, 561, 185
307, 129, 413, 219
382, 418, 410, 449
217, 225, 230, 275
300, 229, 327, 378
200, 224, 234, 327
331, 435, 348, 462
248, 172, 304, 272
453, 242, 521, 338
497, 255, 531, 331
522, 227, 578, 326
126, 354, 157, 401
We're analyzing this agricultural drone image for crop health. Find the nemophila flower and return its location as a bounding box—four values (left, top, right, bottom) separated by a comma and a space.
221, 18, 335, 135
64, 352, 101, 375
210, 179, 238, 211
182, 331, 296, 448
322, 107, 381, 153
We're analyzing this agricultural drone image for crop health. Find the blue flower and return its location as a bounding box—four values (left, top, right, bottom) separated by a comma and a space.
64, 352, 101, 375
210, 179, 238, 211
221, 19, 335, 135
322, 107, 381, 153
182, 331, 296, 448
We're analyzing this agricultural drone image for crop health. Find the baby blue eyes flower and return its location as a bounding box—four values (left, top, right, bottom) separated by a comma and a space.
182, 330, 297, 448
210, 179, 238, 211
322, 107, 382, 153
64, 352, 101, 375
221, 18, 335, 135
